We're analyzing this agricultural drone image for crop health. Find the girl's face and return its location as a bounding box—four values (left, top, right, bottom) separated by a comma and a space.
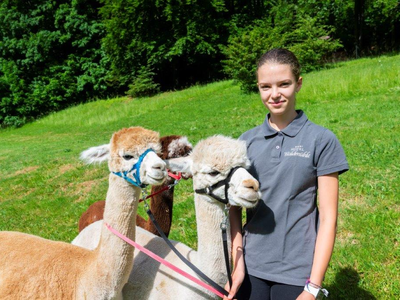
257, 63, 302, 118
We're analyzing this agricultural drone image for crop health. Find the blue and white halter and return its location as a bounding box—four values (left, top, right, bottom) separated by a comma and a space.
112, 148, 155, 188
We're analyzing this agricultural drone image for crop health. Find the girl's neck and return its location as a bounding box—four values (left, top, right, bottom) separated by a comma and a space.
269, 110, 298, 131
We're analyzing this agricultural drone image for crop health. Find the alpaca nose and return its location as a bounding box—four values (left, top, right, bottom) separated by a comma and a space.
152, 161, 166, 172
243, 179, 259, 192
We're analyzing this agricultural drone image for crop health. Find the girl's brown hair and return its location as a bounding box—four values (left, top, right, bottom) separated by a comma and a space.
257, 48, 301, 81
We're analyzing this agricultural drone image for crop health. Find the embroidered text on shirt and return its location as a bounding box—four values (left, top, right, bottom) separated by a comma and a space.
284, 145, 311, 158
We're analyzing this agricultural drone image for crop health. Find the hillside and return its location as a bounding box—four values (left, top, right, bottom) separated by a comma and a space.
0, 54, 399, 299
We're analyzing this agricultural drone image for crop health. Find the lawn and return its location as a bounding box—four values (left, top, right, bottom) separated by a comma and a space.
0, 54, 399, 299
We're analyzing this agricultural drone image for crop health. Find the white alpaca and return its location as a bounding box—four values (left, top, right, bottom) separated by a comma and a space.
0, 127, 168, 299
73, 135, 261, 299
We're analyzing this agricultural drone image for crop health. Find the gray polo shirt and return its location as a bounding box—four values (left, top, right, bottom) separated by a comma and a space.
240, 110, 349, 286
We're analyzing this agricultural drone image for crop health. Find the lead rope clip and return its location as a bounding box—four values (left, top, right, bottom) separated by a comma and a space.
168, 178, 180, 189
220, 204, 230, 230
141, 188, 150, 209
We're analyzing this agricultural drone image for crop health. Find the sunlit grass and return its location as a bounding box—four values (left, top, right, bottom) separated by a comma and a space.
300, 55, 400, 103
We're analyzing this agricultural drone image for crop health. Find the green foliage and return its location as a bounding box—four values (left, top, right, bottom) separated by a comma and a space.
362, 0, 400, 54
126, 66, 160, 98
223, 4, 343, 93
1, 0, 399, 127
0, 0, 109, 127
99, 0, 238, 91
222, 19, 280, 93
288, 16, 343, 71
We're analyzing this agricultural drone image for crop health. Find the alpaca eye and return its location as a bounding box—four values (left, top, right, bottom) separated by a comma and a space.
209, 170, 220, 176
122, 155, 134, 160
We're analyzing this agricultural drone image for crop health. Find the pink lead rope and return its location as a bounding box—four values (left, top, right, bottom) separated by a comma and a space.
105, 222, 225, 299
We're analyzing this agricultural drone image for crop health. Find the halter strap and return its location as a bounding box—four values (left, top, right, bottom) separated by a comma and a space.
194, 166, 242, 204
112, 148, 154, 188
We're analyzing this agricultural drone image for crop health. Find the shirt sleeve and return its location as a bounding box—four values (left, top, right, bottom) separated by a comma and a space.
315, 129, 349, 176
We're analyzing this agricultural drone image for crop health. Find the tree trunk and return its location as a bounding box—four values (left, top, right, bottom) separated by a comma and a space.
354, 0, 365, 57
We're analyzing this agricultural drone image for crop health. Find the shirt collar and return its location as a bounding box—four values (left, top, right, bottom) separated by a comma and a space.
262, 110, 308, 138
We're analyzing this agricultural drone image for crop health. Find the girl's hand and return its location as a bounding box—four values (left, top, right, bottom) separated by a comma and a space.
296, 290, 316, 300
223, 269, 245, 300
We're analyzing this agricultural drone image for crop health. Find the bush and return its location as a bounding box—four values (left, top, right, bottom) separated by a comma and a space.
223, 8, 342, 93
222, 18, 288, 93
288, 16, 343, 72
126, 67, 160, 98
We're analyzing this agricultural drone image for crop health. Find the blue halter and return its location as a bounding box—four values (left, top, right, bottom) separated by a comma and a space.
112, 148, 155, 188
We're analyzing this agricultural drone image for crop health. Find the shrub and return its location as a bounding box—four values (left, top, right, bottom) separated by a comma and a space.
222, 18, 289, 93
126, 67, 160, 98
223, 9, 342, 93
288, 16, 343, 73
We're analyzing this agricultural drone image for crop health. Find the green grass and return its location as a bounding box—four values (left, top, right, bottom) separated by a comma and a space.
1, 54, 399, 299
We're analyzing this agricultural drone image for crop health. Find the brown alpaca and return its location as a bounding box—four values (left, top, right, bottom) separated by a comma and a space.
78, 200, 106, 232
78, 135, 192, 237
0, 127, 167, 299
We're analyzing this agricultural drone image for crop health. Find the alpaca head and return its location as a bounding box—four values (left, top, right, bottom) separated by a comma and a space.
80, 127, 167, 186
159, 135, 193, 180
166, 135, 260, 208
159, 135, 192, 160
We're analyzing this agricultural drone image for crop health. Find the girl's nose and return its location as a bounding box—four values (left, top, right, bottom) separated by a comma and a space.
271, 87, 281, 99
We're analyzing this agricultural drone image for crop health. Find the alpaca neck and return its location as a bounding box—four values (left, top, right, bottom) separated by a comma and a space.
194, 195, 230, 286
90, 174, 140, 296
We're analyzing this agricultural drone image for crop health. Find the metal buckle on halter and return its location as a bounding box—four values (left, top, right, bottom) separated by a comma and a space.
205, 187, 212, 195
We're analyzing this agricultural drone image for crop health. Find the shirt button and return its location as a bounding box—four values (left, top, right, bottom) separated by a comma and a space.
276, 146, 280, 149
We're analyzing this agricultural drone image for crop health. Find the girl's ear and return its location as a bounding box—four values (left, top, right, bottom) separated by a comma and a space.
80, 144, 110, 164
164, 156, 193, 175
296, 76, 303, 92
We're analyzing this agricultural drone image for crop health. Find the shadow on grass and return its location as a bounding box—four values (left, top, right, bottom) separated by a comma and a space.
326, 267, 376, 299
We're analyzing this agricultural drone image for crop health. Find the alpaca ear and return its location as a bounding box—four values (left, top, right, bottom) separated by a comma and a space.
165, 156, 193, 175
80, 144, 110, 164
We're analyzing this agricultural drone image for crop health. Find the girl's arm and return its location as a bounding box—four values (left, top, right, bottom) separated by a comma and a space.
224, 205, 245, 300
298, 172, 339, 299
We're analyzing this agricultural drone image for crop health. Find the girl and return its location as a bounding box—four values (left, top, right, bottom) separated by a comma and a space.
225, 48, 349, 300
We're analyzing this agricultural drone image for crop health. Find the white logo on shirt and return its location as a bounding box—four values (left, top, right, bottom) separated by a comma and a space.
284, 145, 311, 158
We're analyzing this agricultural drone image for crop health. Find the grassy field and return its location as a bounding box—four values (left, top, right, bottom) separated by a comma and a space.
1, 54, 399, 299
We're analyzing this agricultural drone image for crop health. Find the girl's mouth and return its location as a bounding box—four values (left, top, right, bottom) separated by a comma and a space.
269, 100, 285, 106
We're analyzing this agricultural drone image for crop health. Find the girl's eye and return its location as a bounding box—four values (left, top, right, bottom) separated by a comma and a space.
123, 155, 134, 160
209, 170, 220, 176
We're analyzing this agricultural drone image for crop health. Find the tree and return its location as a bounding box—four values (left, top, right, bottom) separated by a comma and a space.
99, 0, 269, 93
0, 0, 108, 127
223, 2, 343, 93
